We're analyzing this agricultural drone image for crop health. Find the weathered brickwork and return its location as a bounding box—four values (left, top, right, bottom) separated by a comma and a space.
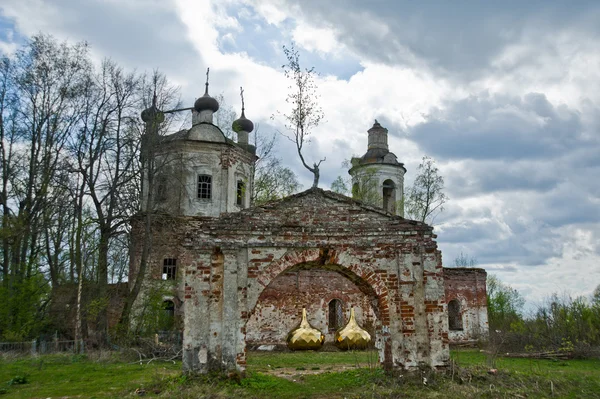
130, 188, 451, 373
443, 268, 489, 343
246, 270, 377, 346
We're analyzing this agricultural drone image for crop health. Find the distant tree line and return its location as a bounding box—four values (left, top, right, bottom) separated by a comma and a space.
459, 254, 600, 357
487, 277, 600, 356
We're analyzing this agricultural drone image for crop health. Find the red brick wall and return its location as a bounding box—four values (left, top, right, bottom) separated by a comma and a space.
443, 268, 489, 342
246, 270, 376, 346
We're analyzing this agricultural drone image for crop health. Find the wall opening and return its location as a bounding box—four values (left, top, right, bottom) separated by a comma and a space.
448, 299, 463, 330
159, 300, 175, 330
246, 262, 382, 350
328, 298, 344, 332
197, 174, 212, 199
162, 258, 177, 280
382, 179, 396, 214
236, 180, 245, 207
156, 174, 168, 202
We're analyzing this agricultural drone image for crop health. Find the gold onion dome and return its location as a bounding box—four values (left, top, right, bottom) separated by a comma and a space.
334, 308, 371, 350
286, 308, 325, 350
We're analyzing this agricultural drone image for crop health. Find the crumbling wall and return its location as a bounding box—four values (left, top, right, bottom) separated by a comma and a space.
245, 270, 376, 346
443, 268, 489, 343
48, 282, 128, 339
130, 189, 450, 374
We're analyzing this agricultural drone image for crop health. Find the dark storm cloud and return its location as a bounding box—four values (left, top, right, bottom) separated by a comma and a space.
410, 92, 585, 161
445, 160, 559, 198
439, 220, 500, 244
1, 1, 202, 76
440, 221, 562, 267
278, 0, 600, 78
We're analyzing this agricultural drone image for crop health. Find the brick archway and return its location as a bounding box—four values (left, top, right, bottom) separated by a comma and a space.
244, 247, 393, 368
252, 248, 390, 326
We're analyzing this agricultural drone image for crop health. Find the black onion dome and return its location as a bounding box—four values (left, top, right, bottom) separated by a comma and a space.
194, 88, 219, 113
141, 105, 165, 123
232, 110, 254, 133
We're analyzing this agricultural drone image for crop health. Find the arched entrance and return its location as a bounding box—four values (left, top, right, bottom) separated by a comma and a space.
244, 248, 392, 369
176, 189, 449, 374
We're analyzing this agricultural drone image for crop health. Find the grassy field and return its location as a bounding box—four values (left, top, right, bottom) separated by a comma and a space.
1, 350, 599, 398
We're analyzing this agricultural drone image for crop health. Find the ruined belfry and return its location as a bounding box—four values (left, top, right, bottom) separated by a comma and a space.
130, 77, 488, 374
349, 120, 406, 215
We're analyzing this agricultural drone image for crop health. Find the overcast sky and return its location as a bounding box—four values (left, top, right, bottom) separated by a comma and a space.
1, 0, 599, 310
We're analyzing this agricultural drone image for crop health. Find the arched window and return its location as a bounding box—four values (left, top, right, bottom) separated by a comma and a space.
382, 179, 396, 214
197, 175, 212, 199
164, 300, 175, 318
156, 174, 168, 201
159, 300, 175, 330
236, 180, 245, 207
328, 299, 344, 331
448, 299, 463, 331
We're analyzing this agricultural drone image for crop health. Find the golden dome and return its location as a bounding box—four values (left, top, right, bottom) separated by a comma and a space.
334, 308, 371, 350
286, 308, 325, 351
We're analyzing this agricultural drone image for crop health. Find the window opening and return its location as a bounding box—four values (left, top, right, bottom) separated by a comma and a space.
236, 180, 245, 207
162, 258, 177, 280
156, 174, 168, 201
382, 179, 396, 214
197, 175, 212, 199
328, 299, 345, 331
448, 299, 463, 330
159, 300, 175, 330
163, 300, 175, 318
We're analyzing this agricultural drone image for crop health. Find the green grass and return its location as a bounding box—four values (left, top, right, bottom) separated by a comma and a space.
0, 353, 180, 398
247, 349, 379, 372
1, 350, 599, 398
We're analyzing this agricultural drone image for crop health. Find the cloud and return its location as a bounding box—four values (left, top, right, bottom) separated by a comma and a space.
410, 92, 587, 161
255, 0, 600, 80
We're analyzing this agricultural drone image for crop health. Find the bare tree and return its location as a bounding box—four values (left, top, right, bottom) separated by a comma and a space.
405, 156, 447, 224
331, 160, 381, 206
278, 43, 325, 188
0, 34, 92, 339
212, 93, 301, 204
118, 71, 181, 333
67, 59, 143, 340
213, 93, 237, 140
454, 252, 477, 268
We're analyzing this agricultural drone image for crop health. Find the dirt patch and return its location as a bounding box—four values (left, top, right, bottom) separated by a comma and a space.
261, 364, 363, 380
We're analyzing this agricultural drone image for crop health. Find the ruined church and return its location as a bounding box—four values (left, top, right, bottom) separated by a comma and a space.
129, 79, 488, 373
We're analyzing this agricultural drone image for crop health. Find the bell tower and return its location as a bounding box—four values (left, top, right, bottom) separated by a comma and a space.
348, 120, 406, 215
140, 69, 256, 217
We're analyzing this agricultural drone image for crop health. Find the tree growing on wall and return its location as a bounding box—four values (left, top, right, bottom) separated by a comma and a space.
278, 43, 325, 188
405, 156, 447, 224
